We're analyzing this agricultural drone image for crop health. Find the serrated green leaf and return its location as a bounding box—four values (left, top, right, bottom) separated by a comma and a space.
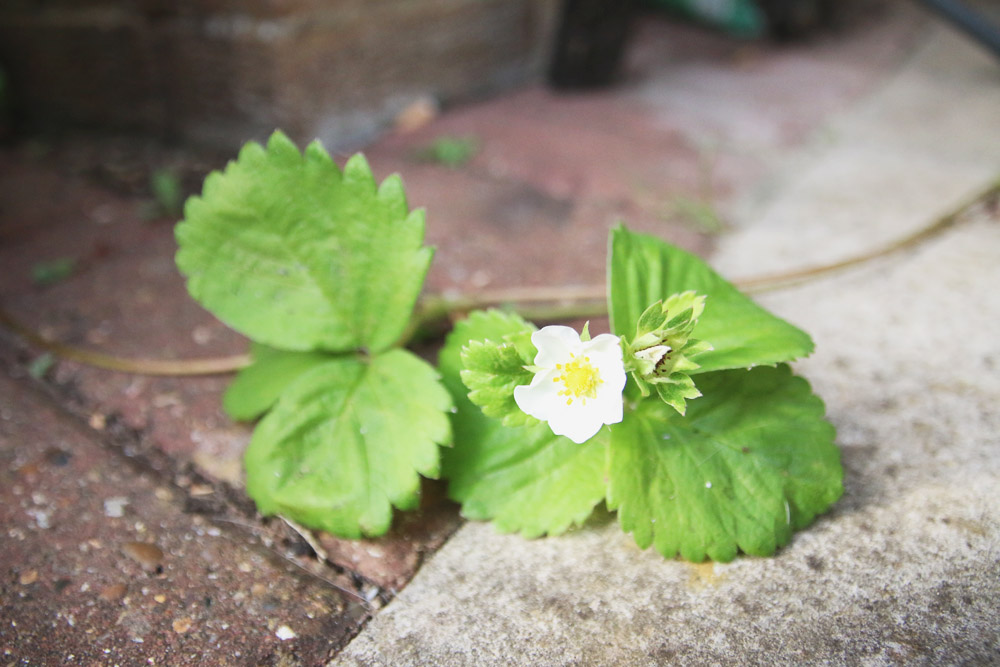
223, 344, 333, 421
607, 365, 841, 562
440, 310, 607, 537
244, 349, 452, 538
608, 225, 813, 373
176, 131, 432, 353
460, 327, 537, 427
448, 422, 608, 538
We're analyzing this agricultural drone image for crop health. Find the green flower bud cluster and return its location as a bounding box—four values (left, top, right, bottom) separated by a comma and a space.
623, 291, 713, 415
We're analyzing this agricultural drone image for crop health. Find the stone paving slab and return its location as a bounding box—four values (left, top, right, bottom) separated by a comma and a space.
333, 18, 1000, 667
0, 368, 365, 665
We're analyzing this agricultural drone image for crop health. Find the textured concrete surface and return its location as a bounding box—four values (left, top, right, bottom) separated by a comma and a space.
333, 16, 1000, 667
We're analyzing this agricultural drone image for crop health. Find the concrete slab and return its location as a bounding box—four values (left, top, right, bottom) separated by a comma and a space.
332, 19, 1000, 667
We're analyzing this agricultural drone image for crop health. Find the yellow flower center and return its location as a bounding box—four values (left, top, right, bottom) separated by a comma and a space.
553, 354, 603, 405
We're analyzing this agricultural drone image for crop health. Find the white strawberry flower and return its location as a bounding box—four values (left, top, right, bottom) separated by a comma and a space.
513, 325, 627, 444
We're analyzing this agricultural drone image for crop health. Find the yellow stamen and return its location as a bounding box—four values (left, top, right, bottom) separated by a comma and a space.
552, 354, 603, 406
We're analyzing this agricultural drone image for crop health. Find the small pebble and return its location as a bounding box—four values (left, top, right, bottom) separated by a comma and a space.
99, 583, 127, 601
394, 96, 438, 133
26, 508, 52, 529
104, 497, 129, 518
172, 617, 193, 634
275, 625, 297, 641
121, 541, 164, 570
153, 594, 166, 604
89, 413, 107, 430
43, 448, 72, 466
19, 570, 38, 586
191, 326, 213, 345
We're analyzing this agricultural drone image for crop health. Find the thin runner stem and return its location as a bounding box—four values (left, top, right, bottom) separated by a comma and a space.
2, 176, 995, 376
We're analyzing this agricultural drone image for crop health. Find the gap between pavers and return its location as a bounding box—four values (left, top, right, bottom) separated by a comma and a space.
331, 23, 1000, 667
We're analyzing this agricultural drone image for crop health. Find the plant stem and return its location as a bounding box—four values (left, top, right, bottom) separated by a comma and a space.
2, 176, 995, 376
734, 176, 999, 292
0, 308, 251, 376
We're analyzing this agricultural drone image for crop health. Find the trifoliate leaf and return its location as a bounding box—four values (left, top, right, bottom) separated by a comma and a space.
608, 225, 813, 373
440, 310, 607, 537
460, 328, 538, 427
244, 349, 452, 538
607, 364, 841, 561
176, 131, 432, 353
222, 344, 333, 421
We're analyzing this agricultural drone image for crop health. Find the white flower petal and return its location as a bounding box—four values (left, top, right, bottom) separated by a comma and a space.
547, 407, 605, 443
584, 333, 623, 358
513, 370, 562, 420
530, 326, 582, 367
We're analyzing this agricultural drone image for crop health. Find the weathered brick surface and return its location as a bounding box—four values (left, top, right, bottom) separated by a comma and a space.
0, 370, 365, 666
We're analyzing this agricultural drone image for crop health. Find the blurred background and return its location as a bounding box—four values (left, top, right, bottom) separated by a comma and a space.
1, 0, 996, 151
0, 0, 855, 152
2, 0, 998, 308
2, 0, 998, 347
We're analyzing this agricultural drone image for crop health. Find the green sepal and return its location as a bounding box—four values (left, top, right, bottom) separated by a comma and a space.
460, 322, 539, 427
653, 373, 702, 415
624, 291, 711, 414
244, 349, 453, 538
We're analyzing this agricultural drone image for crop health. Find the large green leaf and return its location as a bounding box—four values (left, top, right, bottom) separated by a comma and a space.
176, 131, 432, 353
606, 364, 841, 561
244, 349, 452, 538
608, 226, 813, 373
223, 344, 332, 421
441, 310, 607, 537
